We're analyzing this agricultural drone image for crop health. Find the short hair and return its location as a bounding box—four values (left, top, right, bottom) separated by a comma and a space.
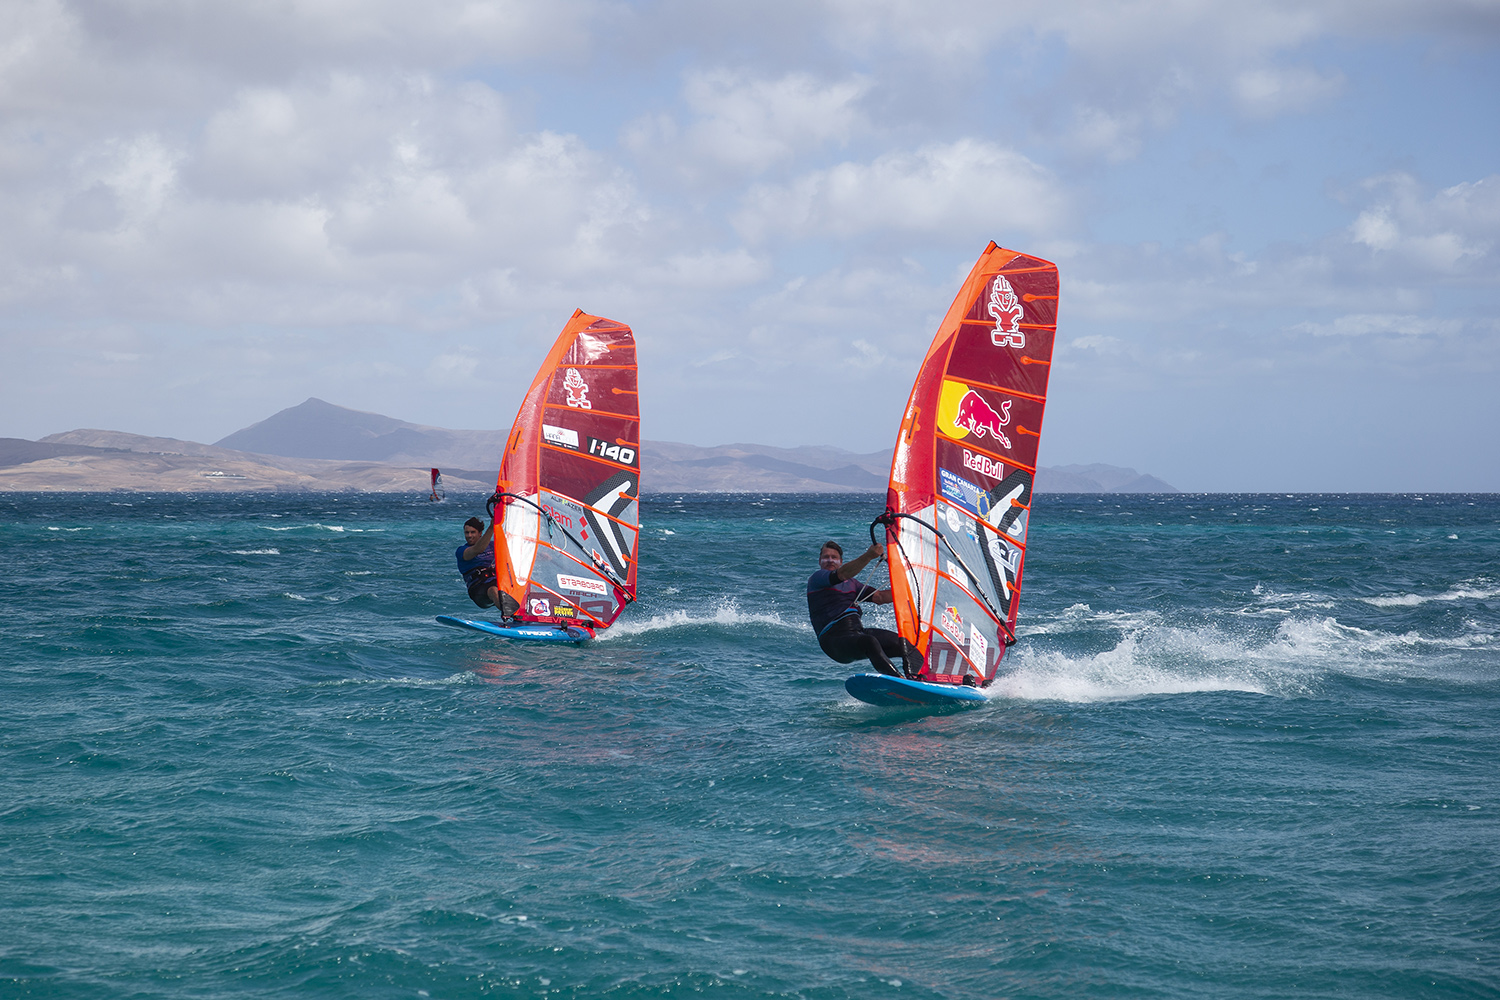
820, 540, 843, 557
464, 516, 485, 532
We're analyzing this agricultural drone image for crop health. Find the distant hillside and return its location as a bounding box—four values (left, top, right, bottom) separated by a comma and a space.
4, 399, 1178, 492
1, 437, 127, 468
215, 397, 510, 467
14, 430, 495, 493
1038, 464, 1178, 493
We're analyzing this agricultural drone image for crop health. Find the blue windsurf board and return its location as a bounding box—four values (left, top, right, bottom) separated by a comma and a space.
845, 672, 989, 707
436, 615, 593, 643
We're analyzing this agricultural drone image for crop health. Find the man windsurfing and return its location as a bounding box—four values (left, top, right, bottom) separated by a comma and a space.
806, 540, 921, 678
456, 516, 519, 618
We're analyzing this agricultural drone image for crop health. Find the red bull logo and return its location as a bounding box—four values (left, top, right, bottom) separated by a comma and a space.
988, 274, 1025, 348
563, 368, 592, 409
963, 449, 1005, 479
954, 390, 1012, 450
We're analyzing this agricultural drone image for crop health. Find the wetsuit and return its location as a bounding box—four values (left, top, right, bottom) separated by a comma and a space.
455, 541, 499, 609
806, 568, 916, 677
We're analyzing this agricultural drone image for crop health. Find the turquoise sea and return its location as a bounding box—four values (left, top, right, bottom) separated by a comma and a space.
2, 491, 1497, 999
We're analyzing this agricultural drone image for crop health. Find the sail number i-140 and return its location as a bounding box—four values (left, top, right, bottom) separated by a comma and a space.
587, 438, 637, 466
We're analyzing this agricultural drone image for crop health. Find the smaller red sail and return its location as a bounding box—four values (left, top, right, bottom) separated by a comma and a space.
492, 310, 639, 632
882, 243, 1058, 686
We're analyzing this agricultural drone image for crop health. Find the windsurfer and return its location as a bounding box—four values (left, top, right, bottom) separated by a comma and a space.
456, 516, 519, 618
806, 540, 921, 678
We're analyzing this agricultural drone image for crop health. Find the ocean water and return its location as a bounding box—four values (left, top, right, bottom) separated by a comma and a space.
1, 491, 1497, 999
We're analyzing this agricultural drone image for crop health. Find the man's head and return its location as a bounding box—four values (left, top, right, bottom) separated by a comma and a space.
463, 516, 485, 544
818, 540, 843, 572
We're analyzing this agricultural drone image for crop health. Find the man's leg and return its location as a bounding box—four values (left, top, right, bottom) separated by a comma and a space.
821, 630, 902, 677
868, 628, 919, 678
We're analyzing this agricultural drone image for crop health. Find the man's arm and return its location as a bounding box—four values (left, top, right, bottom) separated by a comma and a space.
834, 543, 884, 582
462, 521, 496, 561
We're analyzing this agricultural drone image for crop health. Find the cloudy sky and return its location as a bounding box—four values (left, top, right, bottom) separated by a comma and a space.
2, 0, 1497, 490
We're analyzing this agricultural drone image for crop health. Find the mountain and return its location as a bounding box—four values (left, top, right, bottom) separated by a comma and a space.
1038, 464, 1179, 493
10, 429, 496, 493
214, 397, 510, 468
4, 400, 1178, 493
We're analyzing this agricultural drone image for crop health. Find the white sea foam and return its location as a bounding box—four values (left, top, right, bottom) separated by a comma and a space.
313, 672, 480, 689
1360, 579, 1500, 608
993, 630, 1278, 703
601, 599, 804, 639
997, 603, 1500, 704
232, 548, 280, 555
46, 526, 90, 532
282, 593, 308, 601
257, 523, 381, 533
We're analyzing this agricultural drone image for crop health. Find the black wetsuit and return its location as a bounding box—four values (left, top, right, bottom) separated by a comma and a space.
456, 541, 499, 608
806, 568, 916, 677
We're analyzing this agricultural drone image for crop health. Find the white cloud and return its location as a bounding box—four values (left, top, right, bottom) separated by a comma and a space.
734, 139, 1068, 242
1349, 173, 1499, 272
1233, 65, 1345, 117
680, 69, 870, 174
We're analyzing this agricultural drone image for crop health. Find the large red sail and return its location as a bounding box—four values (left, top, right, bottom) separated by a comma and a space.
883, 243, 1058, 686
492, 310, 639, 631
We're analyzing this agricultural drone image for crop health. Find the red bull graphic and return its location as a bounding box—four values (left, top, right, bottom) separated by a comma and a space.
962, 448, 1006, 480
563, 368, 591, 409
954, 390, 1012, 450
988, 274, 1025, 348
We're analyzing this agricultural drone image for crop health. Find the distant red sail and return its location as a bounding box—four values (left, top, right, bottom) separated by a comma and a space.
883, 243, 1059, 686
493, 310, 639, 631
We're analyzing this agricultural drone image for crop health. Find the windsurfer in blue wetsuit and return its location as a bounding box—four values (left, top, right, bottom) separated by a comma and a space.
456, 516, 519, 617
806, 540, 921, 678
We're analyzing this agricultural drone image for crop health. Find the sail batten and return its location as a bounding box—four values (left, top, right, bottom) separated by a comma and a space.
492, 310, 640, 632
882, 243, 1059, 687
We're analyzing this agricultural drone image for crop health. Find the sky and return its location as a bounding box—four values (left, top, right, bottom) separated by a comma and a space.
1, 0, 1498, 491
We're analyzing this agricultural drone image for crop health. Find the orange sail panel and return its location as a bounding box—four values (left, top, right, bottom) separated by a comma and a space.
493, 310, 639, 631
884, 243, 1058, 686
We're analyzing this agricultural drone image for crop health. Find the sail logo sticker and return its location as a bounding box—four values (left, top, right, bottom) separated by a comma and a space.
954, 391, 1012, 449
941, 605, 962, 634
940, 468, 983, 517
557, 573, 608, 595
963, 449, 1006, 480
945, 504, 964, 533
563, 368, 592, 409
529, 598, 551, 616
988, 274, 1025, 349
543, 424, 580, 449
968, 624, 988, 666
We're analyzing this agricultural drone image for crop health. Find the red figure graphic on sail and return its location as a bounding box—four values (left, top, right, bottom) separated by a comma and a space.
563, 368, 592, 409
954, 390, 1013, 450
988, 274, 1025, 348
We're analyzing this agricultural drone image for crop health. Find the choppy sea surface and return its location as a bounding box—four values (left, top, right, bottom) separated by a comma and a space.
2, 491, 1497, 999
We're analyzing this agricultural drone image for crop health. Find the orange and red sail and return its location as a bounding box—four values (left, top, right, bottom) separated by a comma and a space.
492, 310, 639, 632
883, 243, 1059, 685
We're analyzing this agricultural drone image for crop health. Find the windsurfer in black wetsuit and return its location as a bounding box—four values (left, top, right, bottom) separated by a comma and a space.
806, 540, 921, 678
456, 516, 519, 617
